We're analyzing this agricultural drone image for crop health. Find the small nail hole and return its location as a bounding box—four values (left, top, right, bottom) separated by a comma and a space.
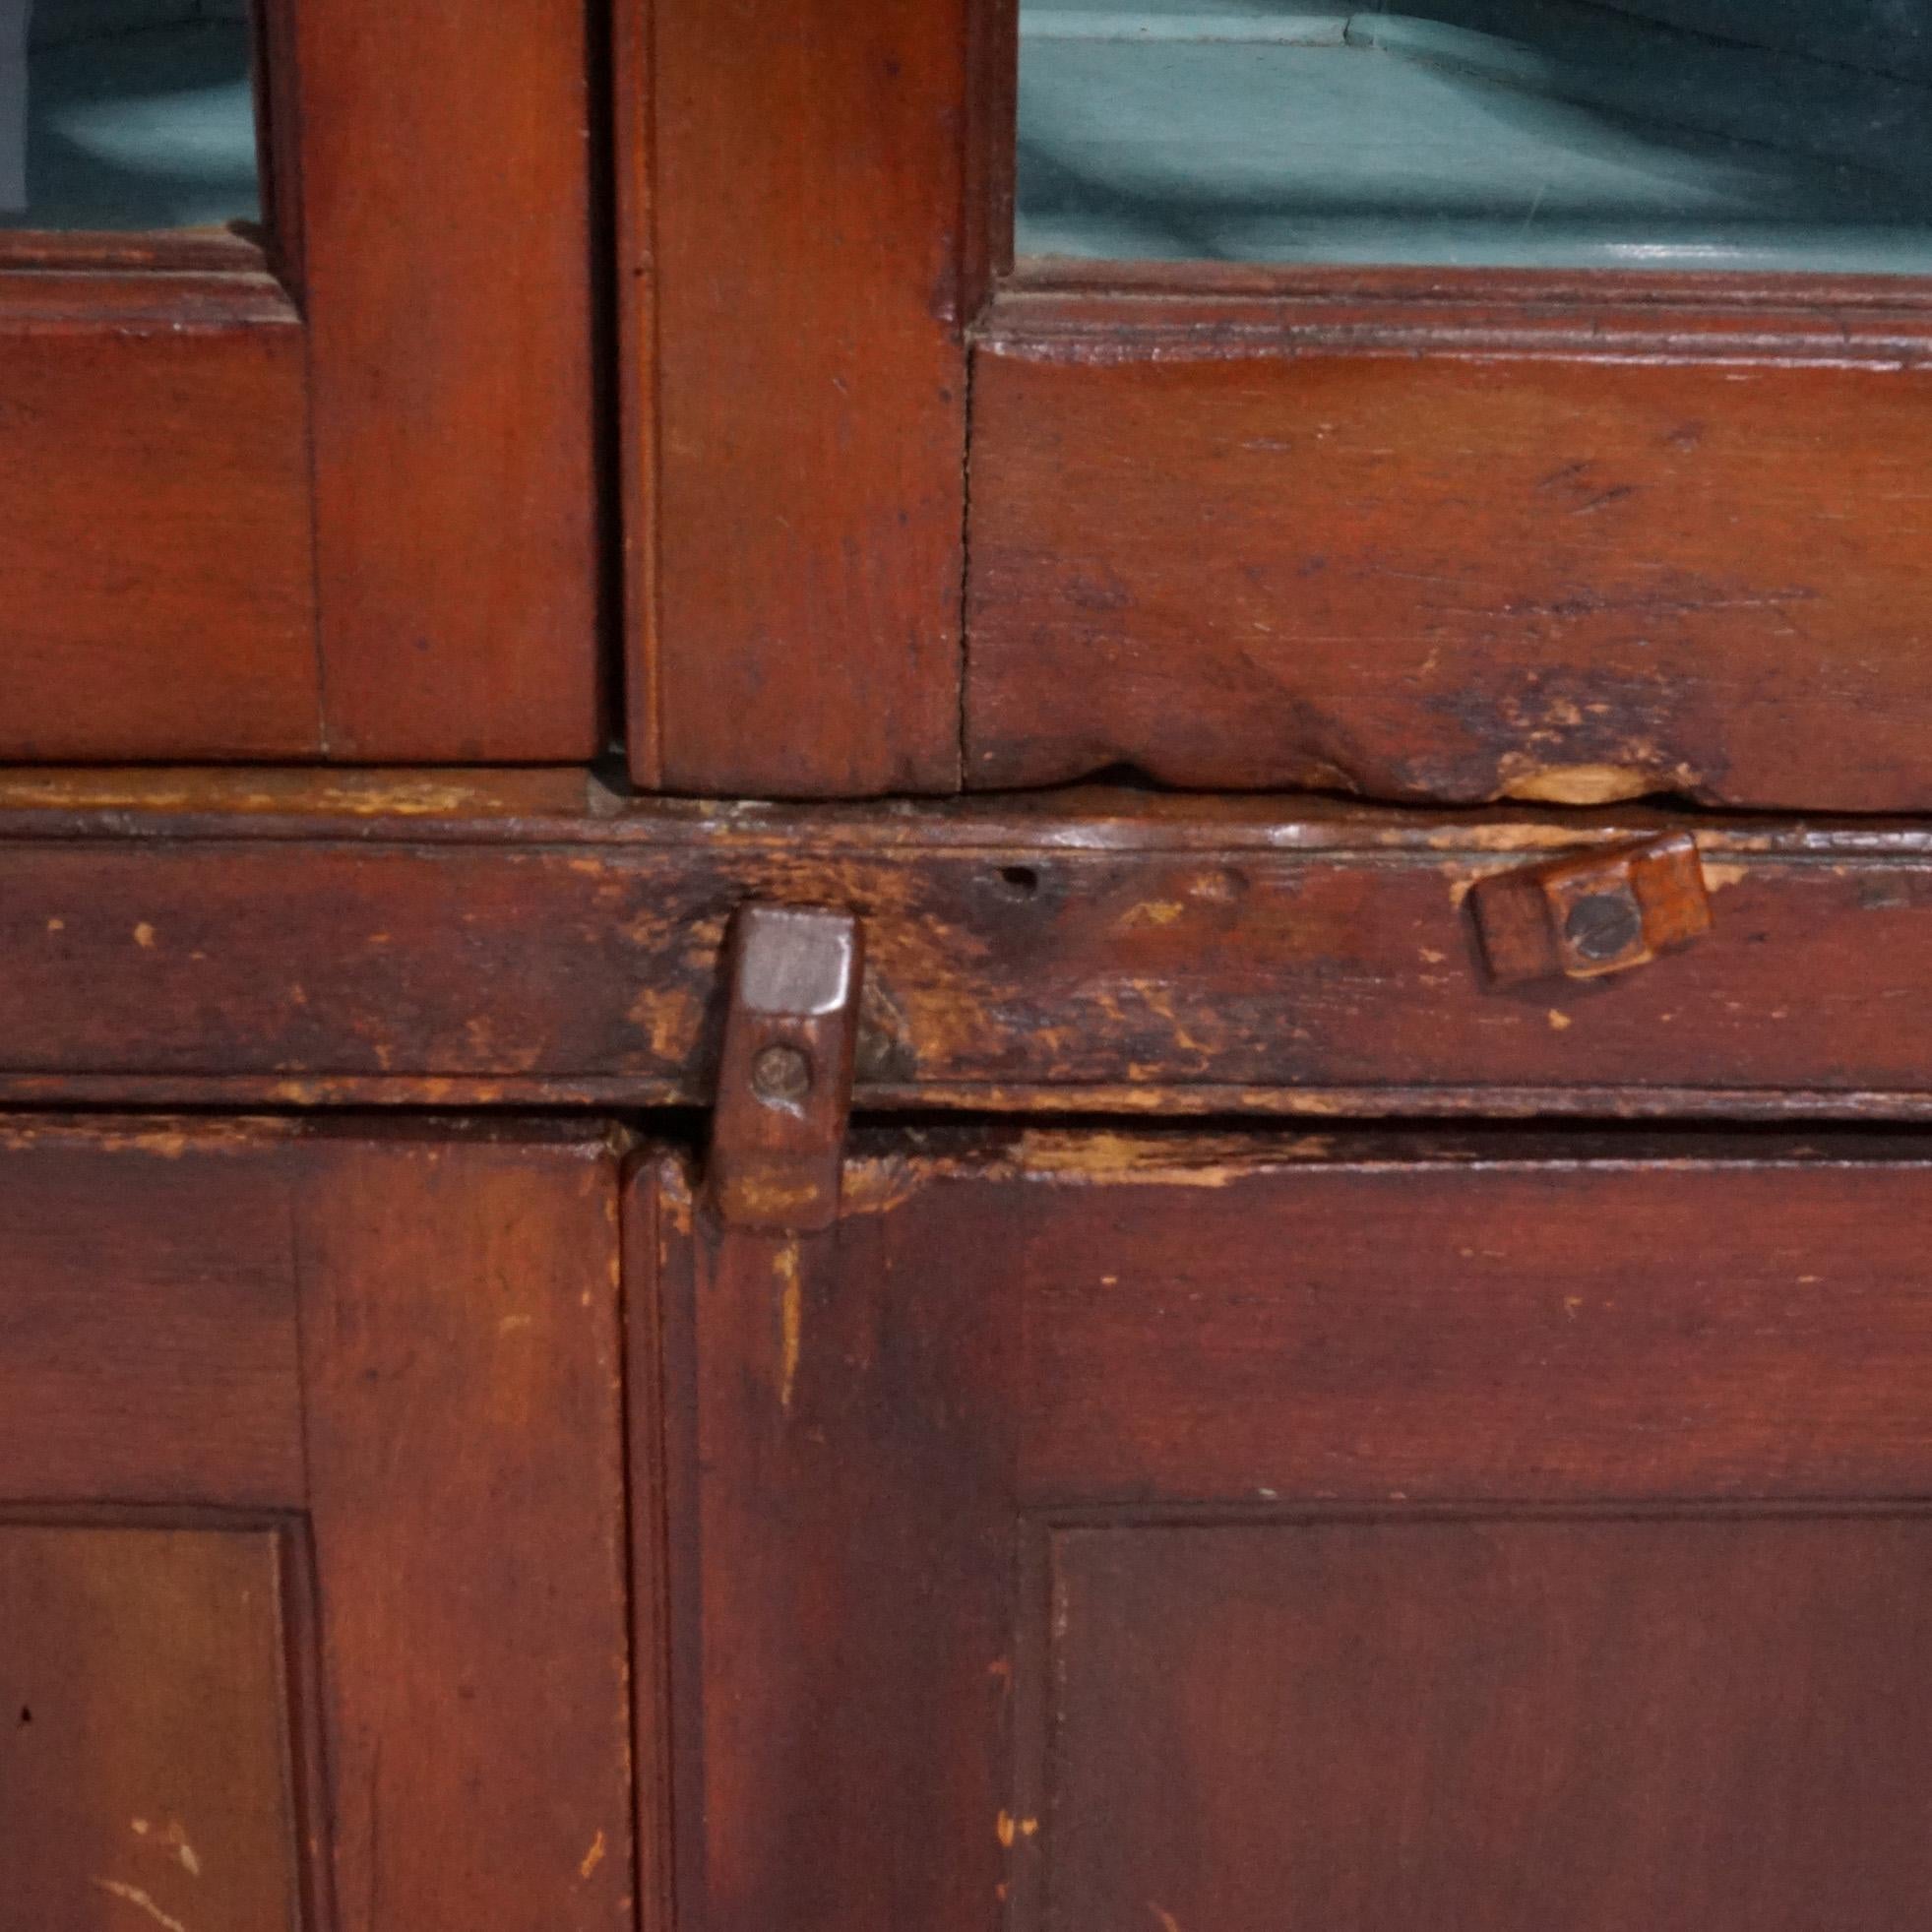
998, 865, 1040, 898
17, 1707, 31, 1726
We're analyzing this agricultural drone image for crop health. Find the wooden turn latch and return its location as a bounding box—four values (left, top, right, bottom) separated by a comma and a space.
705, 903, 863, 1233
1470, 833, 1714, 986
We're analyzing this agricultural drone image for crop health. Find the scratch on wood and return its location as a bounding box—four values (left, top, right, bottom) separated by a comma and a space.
92, 1880, 189, 1932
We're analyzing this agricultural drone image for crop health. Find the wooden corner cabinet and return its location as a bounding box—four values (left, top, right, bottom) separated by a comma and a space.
7, 2, 1932, 1929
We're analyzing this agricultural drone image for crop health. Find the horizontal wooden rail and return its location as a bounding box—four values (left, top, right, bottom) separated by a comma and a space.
0, 770, 1924, 1117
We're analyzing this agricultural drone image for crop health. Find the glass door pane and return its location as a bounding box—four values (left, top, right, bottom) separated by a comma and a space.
2, 0, 260, 230
1016, 0, 1932, 271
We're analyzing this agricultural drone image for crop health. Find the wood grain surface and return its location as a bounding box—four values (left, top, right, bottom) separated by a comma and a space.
0, 1120, 635, 1932
0, 275, 318, 760
969, 280, 1932, 808
296, 0, 602, 759
658, 1128, 1932, 1932
0, 1523, 306, 1932
0, 774, 1923, 1114
639, 0, 974, 792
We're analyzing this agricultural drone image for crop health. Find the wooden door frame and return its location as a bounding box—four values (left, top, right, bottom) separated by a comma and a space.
638, 1126, 1932, 1932
0, 1115, 636, 1929
631, 0, 1932, 802
0, 0, 605, 762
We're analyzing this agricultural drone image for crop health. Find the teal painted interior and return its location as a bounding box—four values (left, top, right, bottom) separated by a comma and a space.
1, 0, 257, 232
1017, 0, 1932, 271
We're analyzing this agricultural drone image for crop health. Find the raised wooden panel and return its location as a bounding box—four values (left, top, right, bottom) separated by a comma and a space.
1045, 1515, 1932, 1932
298, 0, 602, 760
0, 277, 320, 760
0, 1523, 304, 1932
968, 285, 1932, 809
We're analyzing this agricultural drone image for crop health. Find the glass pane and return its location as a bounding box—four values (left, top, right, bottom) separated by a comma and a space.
1, 0, 260, 231
1016, 1, 1932, 273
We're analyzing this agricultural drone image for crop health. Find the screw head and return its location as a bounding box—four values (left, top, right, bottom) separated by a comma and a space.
750, 1042, 814, 1105
1563, 891, 1645, 964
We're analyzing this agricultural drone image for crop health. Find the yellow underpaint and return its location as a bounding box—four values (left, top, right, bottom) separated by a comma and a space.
580, 1831, 607, 1879
776, 1243, 802, 1413
1499, 763, 1664, 806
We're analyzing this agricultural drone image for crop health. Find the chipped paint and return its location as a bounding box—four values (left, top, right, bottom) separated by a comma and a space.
1498, 762, 1676, 806
1547, 1010, 1572, 1031
133, 922, 156, 949
580, 1831, 607, 1879
776, 1243, 802, 1413
1014, 1132, 1337, 1183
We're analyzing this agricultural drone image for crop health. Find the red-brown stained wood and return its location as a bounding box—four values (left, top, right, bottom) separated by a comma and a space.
299, 1131, 635, 1932
1048, 1516, 1932, 1932
0, 1120, 634, 1932
640, 0, 970, 794
0, 1524, 305, 1932
968, 286, 1932, 808
0, 1125, 305, 1507
0, 779, 1925, 1114
297, 0, 601, 760
659, 1127, 1932, 1932
0, 277, 319, 759
1014, 1144, 1932, 1501
623, 1162, 675, 1932
650, 1155, 1014, 1932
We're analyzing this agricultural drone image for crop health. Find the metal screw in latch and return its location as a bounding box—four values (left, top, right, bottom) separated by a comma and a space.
750, 1042, 815, 1106
1563, 891, 1645, 964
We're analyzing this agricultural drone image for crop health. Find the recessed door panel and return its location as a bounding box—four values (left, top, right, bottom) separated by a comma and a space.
0, 1523, 305, 1932
1046, 1515, 1932, 1932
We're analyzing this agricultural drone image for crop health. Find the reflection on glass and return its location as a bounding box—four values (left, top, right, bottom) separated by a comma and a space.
1, 0, 258, 232
1016, 1, 1932, 272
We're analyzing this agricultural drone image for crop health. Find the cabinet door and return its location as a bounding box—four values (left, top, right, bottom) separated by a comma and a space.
636, 0, 1932, 807
0, 1119, 633, 1930
645, 1130, 1932, 1929
0, 0, 600, 762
